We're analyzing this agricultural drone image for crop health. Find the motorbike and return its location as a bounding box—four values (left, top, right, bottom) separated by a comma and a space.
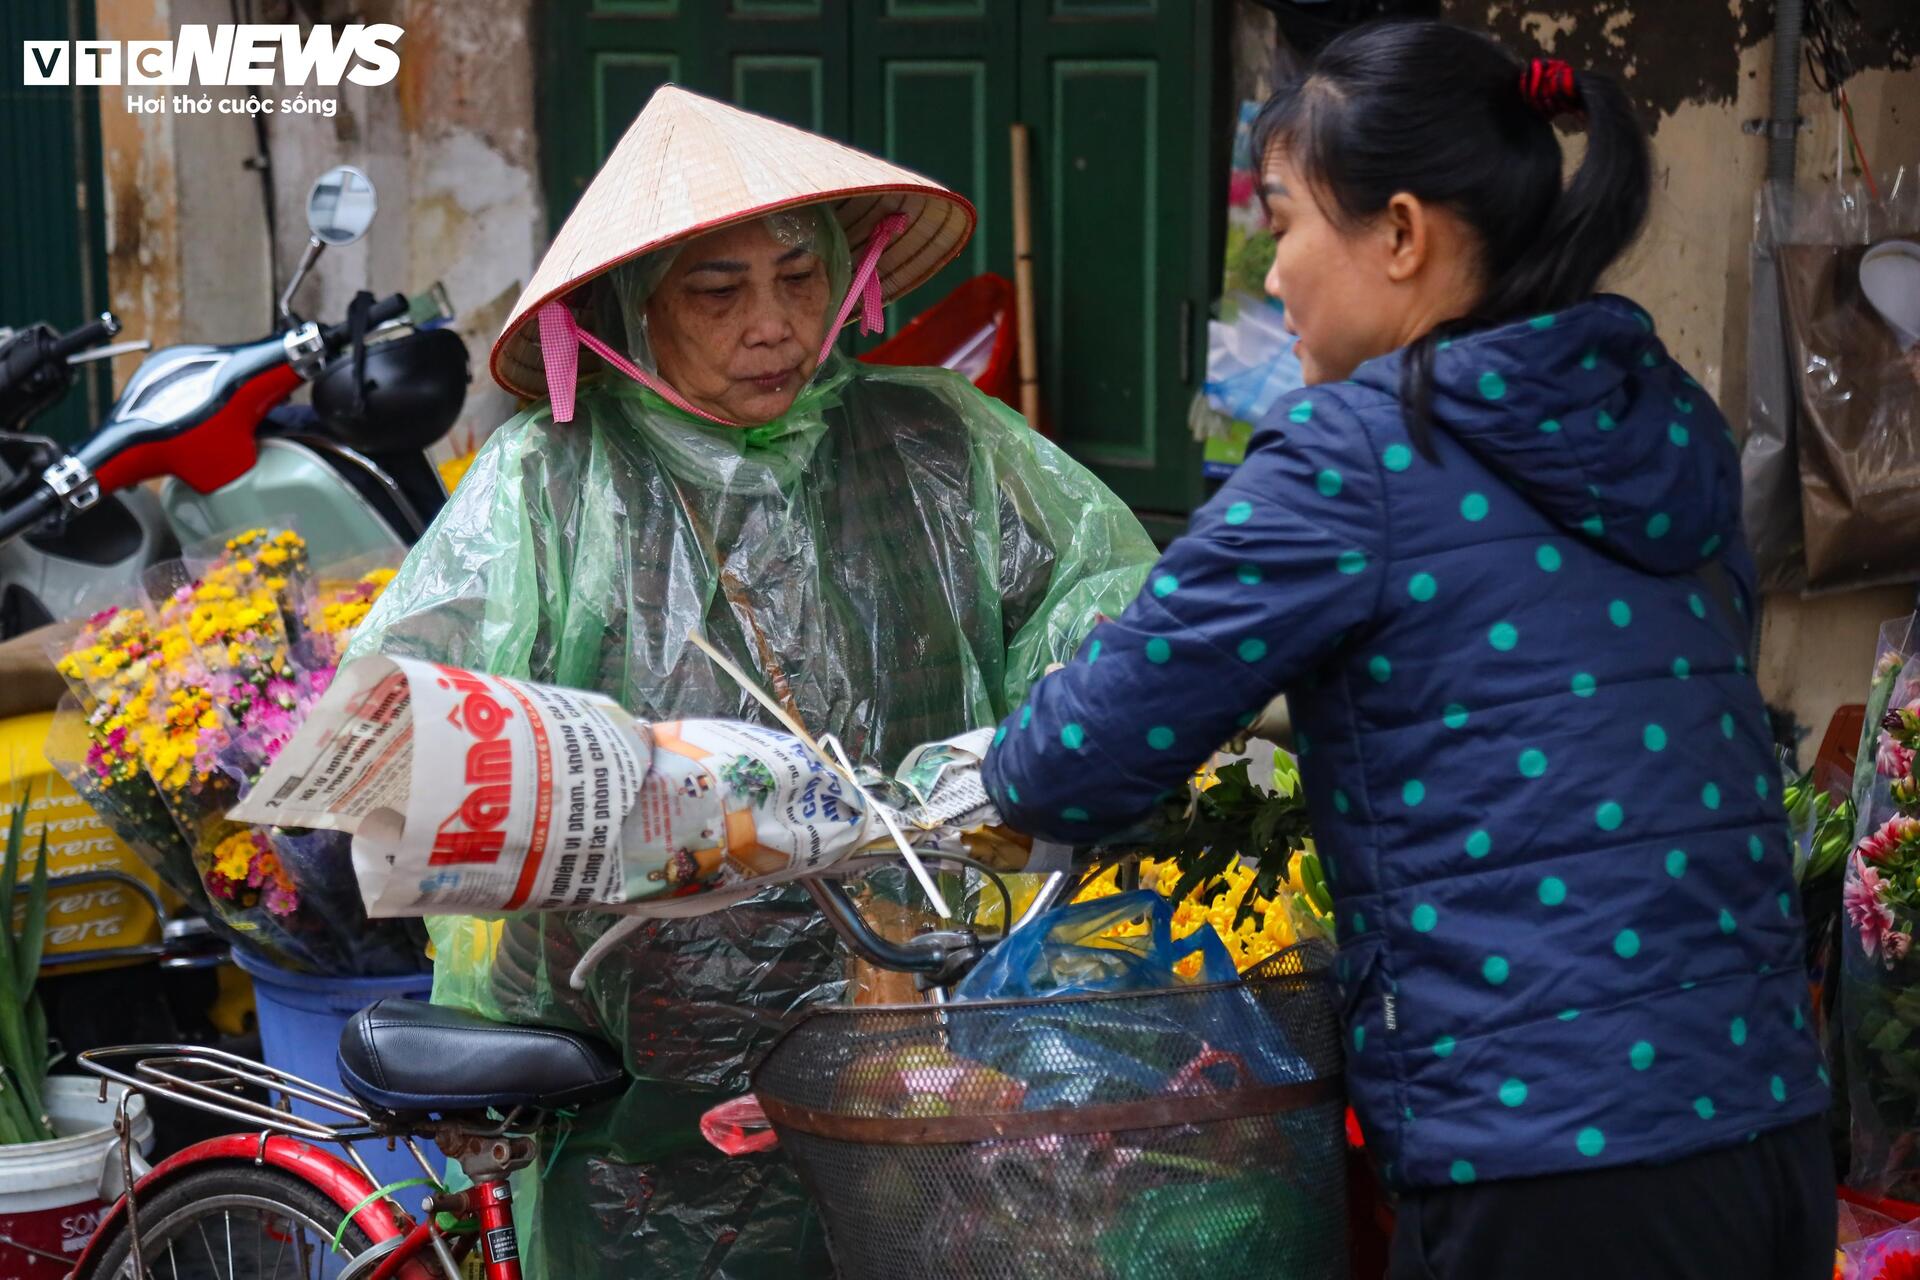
0, 166, 471, 1135
0, 163, 470, 637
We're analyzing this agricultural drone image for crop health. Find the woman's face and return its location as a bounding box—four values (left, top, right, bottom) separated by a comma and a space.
645, 220, 832, 425
1261, 146, 1479, 385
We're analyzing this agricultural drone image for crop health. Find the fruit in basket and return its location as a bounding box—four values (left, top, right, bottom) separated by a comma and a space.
833, 1043, 1026, 1118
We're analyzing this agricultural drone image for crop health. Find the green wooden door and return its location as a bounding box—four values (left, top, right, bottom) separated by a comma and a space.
1, 0, 111, 444
541, 0, 1218, 518
541, 1, 850, 223
847, 1, 1016, 343
1019, 1, 1211, 515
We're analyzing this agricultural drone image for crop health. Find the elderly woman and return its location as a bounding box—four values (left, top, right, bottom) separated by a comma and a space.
347, 87, 1155, 1277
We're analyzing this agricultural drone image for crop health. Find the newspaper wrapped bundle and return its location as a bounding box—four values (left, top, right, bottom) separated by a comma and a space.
230, 654, 990, 920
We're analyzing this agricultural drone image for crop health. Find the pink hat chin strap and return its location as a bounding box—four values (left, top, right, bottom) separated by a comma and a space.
537, 211, 911, 427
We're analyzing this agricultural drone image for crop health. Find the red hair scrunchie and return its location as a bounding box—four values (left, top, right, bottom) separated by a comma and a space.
1520, 57, 1581, 119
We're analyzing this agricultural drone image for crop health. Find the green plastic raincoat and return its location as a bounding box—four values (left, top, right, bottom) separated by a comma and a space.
345, 212, 1156, 1275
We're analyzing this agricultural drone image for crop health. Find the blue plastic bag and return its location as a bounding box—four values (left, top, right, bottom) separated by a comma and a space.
1203, 294, 1303, 426
954, 890, 1238, 1002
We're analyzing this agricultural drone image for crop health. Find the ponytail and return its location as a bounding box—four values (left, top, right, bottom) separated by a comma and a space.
1253, 22, 1652, 454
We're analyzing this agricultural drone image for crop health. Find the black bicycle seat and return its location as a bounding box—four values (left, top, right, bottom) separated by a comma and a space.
337, 998, 624, 1118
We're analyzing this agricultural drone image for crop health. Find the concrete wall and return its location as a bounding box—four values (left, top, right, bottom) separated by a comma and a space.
1231, 0, 1920, 767
93, 0, 543, 454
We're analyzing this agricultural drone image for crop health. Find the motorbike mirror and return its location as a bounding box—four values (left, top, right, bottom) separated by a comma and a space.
305, 165, 377, 246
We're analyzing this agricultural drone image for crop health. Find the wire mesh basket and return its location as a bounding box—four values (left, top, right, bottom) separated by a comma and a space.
754, 940, 1346, 1280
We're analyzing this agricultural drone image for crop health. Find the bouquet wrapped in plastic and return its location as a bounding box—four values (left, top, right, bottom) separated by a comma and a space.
1842, 615, 1920, 1197
43, 529, 423, 975
1837, 1194, 1920, 1279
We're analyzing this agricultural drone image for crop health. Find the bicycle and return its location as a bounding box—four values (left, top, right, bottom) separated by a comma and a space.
66, 870, 1068, 1280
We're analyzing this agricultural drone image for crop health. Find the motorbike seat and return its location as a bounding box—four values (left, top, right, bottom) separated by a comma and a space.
336, 998, 624, 1119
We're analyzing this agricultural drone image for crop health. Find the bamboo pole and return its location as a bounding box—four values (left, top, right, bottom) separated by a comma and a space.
1009, 123, 1042, 428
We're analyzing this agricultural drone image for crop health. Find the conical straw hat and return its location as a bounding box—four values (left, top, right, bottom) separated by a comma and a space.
491, 85, 977, 399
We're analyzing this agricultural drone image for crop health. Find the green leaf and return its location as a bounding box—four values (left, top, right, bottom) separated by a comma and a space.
0, 1058, 47, 1144
1872, 1017, 1913, 1055
0, 788, 23, 977
25, 997, 48, 1083
1249, 801, 1287, 858
0, 786, 21, 936
0, 919, 18, 1044
0, 1079, 26, 1147
16, 831, 48, 1002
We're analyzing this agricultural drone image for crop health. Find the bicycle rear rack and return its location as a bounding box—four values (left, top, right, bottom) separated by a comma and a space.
78, 1042, 444, 1190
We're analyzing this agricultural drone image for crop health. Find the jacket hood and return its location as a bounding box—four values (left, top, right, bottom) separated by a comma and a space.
1350, 296, 1742, 575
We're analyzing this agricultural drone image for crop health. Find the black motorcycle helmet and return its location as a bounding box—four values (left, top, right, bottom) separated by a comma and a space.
312, 321, 470, 454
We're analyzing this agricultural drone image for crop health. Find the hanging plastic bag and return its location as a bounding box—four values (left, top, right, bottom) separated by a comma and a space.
1743, 171, 1920, 592
954, 890, 1237, 1001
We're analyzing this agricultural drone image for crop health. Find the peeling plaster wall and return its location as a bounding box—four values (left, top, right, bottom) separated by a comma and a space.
259, 0, 544, 451
1231, 0, 1920, 764
96, 0, 186, 390
94, 0, 543, 456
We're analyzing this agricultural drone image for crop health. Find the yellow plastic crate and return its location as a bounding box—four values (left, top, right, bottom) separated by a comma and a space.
0, 710, 178, 970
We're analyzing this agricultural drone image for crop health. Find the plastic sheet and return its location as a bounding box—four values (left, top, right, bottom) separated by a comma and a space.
953, 890, 1237, 1001
1838, 1214, 1920, 1279
344, 216, 1157, 1275
1743, 171, 1920, 592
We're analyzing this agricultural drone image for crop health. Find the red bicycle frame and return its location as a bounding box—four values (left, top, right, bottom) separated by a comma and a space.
65, 1129, 531, 1280
70, 1039, 532, 1280
64, 1132, 432, 1278
363, 1178, 522, 1280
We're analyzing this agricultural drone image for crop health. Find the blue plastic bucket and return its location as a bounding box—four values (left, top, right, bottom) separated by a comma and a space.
230, 948, 434, 1192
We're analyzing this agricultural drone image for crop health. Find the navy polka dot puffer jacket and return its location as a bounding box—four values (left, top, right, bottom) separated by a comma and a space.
981, 295, 1828, 1189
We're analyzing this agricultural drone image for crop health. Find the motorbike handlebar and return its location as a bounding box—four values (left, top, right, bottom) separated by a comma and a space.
319, 293, 409, 352
0, 482, 60, 544
50, 314, 120, 362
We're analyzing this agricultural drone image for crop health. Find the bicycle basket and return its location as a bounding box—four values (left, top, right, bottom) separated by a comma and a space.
753, 940, 1346, 1280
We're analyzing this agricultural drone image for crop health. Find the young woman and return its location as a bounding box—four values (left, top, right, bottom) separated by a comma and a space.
982, 22, 1835, 1279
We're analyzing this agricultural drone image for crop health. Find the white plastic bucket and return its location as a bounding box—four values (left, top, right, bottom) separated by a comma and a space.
0, 1076, 154, 1278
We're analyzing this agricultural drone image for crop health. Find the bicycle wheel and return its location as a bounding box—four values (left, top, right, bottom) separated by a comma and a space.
78, 1163, 380, 1280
